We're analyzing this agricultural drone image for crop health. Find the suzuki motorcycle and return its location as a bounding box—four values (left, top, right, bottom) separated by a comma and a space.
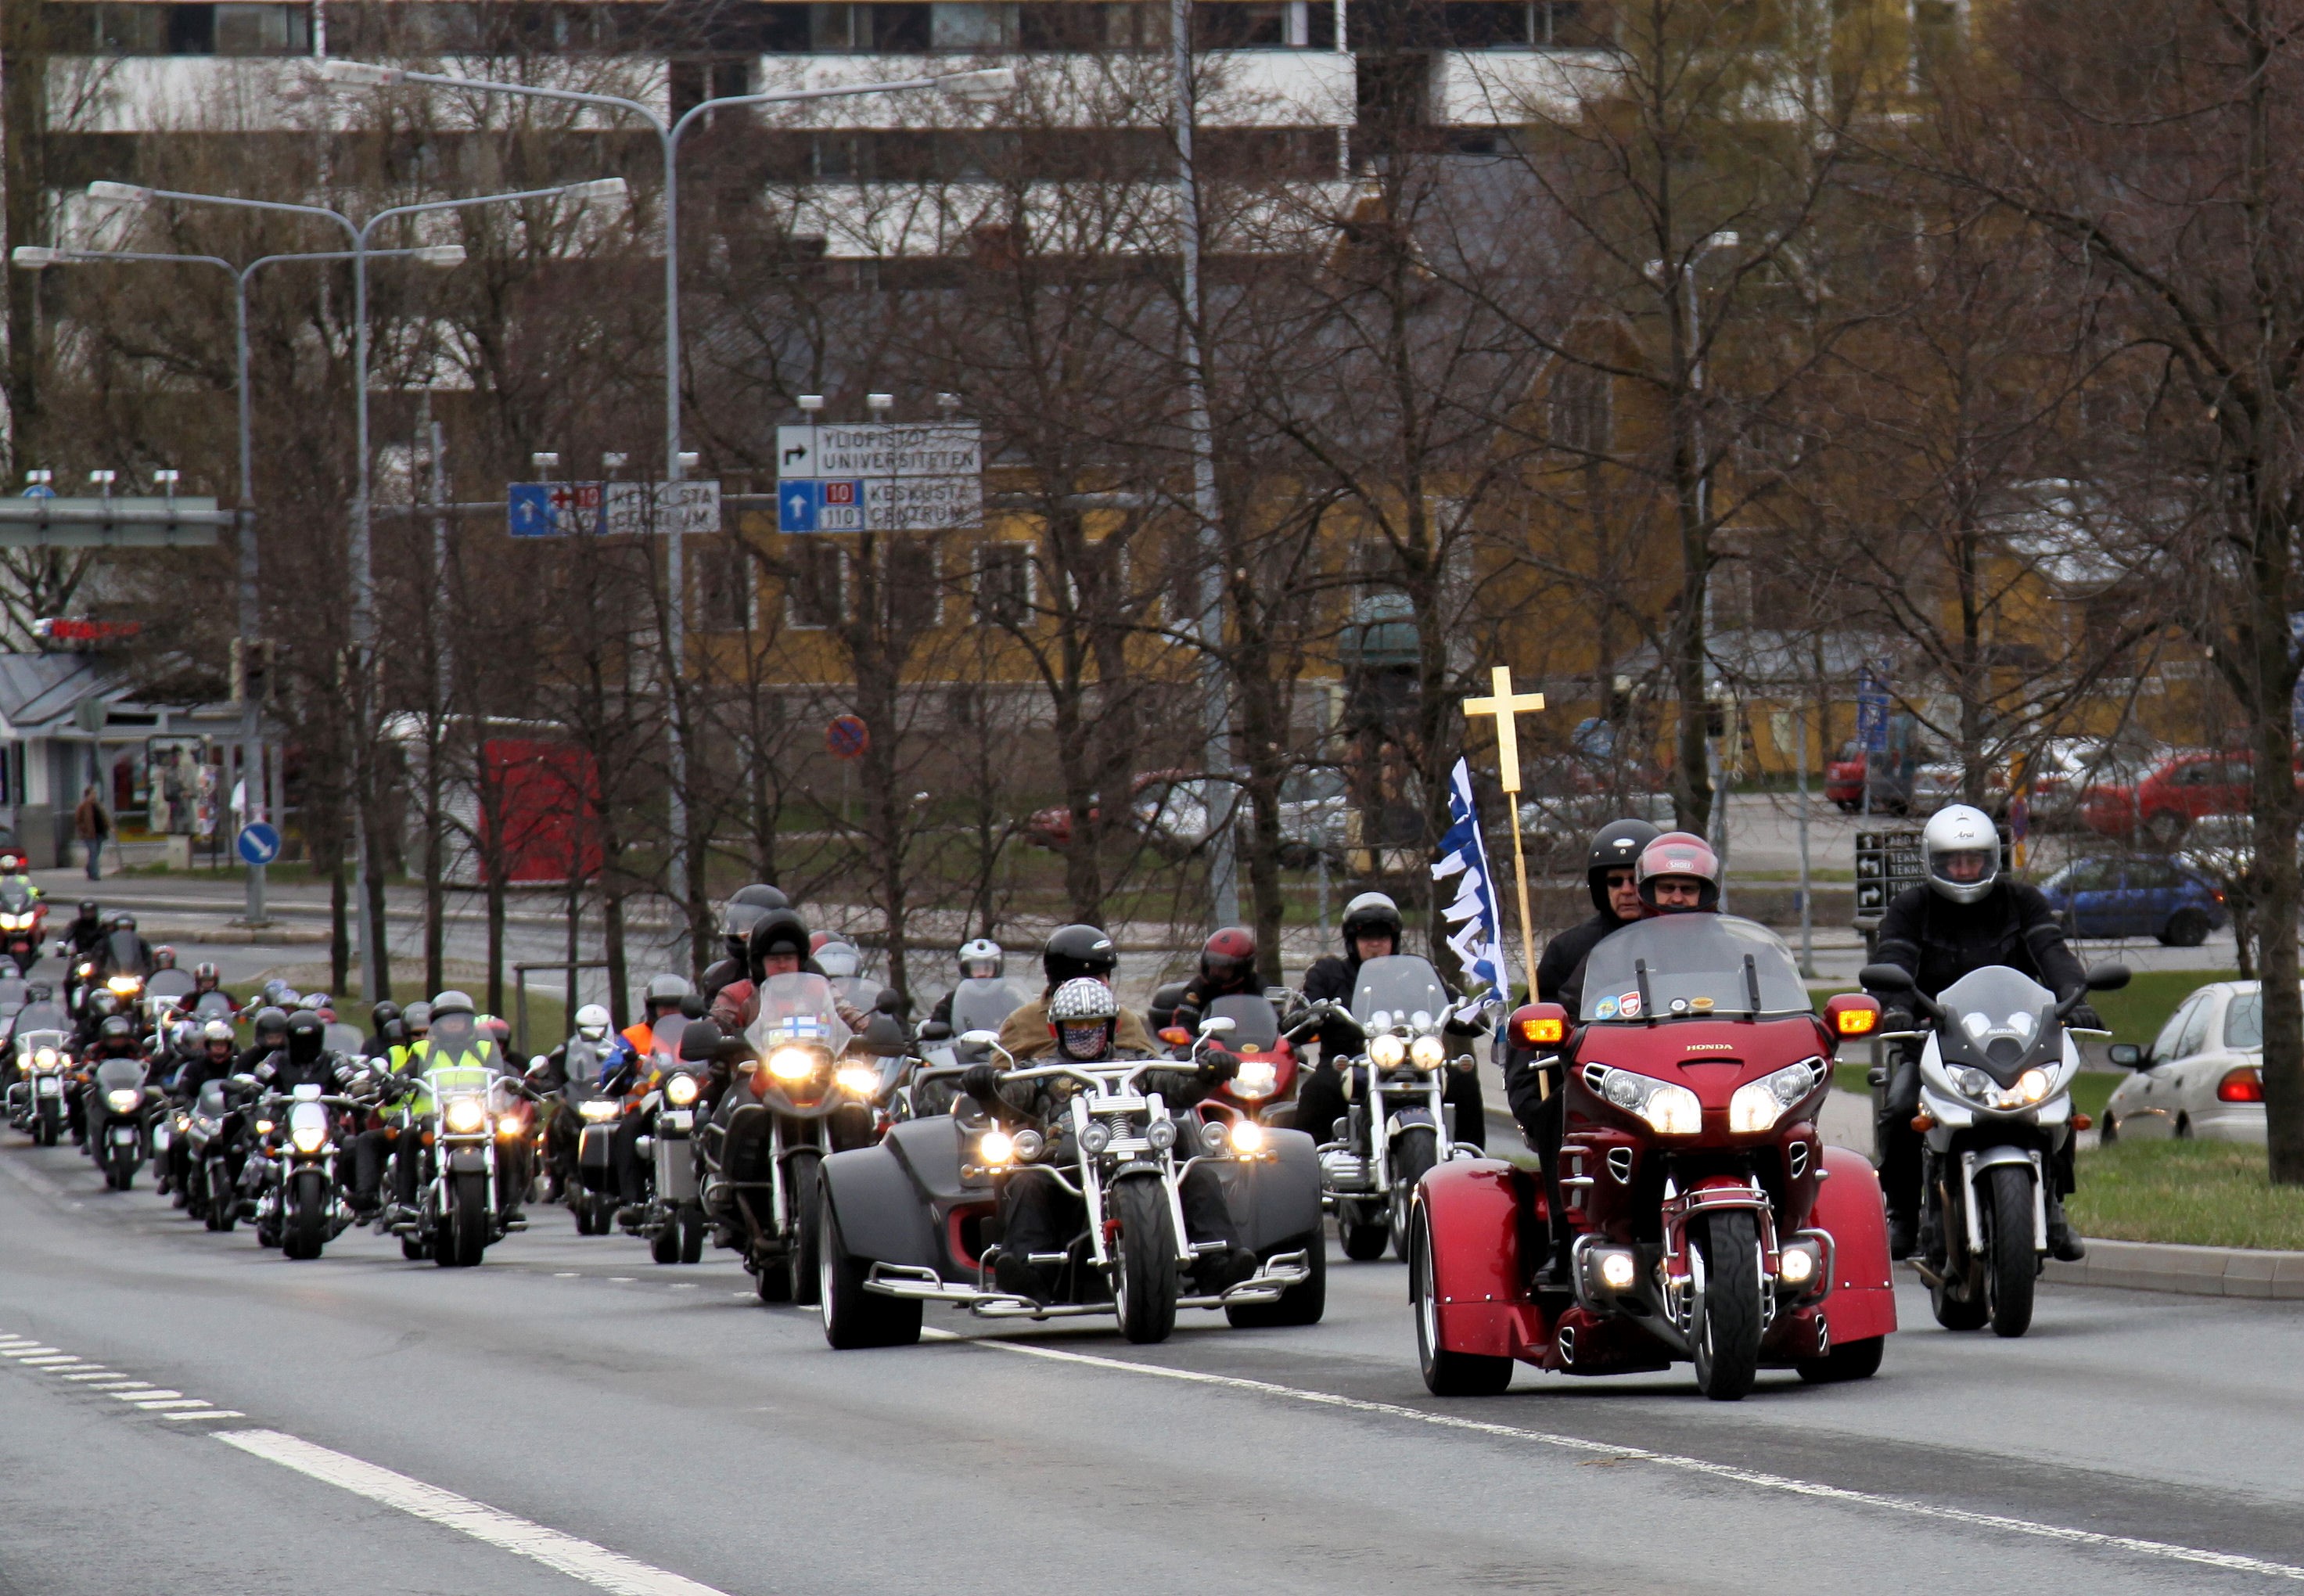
703, 973, 882, 1304
1415, 914, 1900, 1400
815, 1025, 1324, 1349
0, 878, 46, 974
1865, 958, 2126, 1338
1307, 955, 1483, 1261
85, 1055, 154, 1189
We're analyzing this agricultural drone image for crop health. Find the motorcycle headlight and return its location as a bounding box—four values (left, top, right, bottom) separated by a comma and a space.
1410, 1034, 1446, 1070
33, 1048, 56, 1068
1952, 1066, 1996, 1102
834, 1063, 879, 1098
664, 1073, 700, 1107
1011, 1127, 1044, 1163
767, 1047, 818, 1082
1078, 1121, 1111, 1156
1231, 1059, 1278, 1100
1230, 1119, 1267, 1156
578, 1098, 621, 1122
978, 1128, 1015, 1166
442, 1096, 487, 1134
1592, 1067, 1702, 1137
1146, 1116, 1177, 1152
253, 1118, 275, 1134
104, 1087, 140, 1113
2015, 1067, 2052, 1105
106, 976, 141, 997
1369, 1034, 1407, 1069
289, 1104, 329, 1154
1728, 1059, 1824, 1134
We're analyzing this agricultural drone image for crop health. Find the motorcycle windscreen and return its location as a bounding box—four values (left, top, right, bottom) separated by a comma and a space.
1934, 965, 2061, 1082
1577, 915, 1810, 1023
196, 1079, 228, 1116
948, 978, 1024, 1036
94, 1057, 146, 1092
745, 972, 853, 1058
103, 929, 149, 976
324, 1022, 365, 1056
563, 1039, 608, 1088
192, 992, 236, 1021
146, 970, 196, 1011
0, 880, 31, 911
12, 1005, 66, 1038
650, 1016, 687, 1066
1206, 994, 1281, 1050
1350, 955, 1450, 1029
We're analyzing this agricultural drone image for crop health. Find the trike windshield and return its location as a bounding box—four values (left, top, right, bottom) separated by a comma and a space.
1578, 915, 1811, 1022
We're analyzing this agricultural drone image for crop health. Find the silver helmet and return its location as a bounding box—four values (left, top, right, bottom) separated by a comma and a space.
1923, 803, 2000, 905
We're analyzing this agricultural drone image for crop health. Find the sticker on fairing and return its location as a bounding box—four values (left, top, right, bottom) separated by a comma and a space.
1618, 992, 1642, 1019
1593, 996, 1620, 1020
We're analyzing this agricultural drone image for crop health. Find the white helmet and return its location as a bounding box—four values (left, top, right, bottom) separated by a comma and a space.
958, 937, 1002, 980
816, 940, 861, 980
574, 1004, 611, 1043
1923, 803, 2000, 904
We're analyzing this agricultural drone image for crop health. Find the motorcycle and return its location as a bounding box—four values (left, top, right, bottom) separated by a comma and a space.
6, 999, 74, 1145
815, 1022, 1325, 1348
1163, 992, 1303, 1130
554, 1036, 627, 1236
404, 1055, 525, 1267
911, 976, 1026, 1117
1415, 913, 1900, 1400
1305, 954, 1485, 1261
1865, 958, 2126, 1338
182, 1074, 256, 1229
0, 878, 46, 974
84, 1054, 155, 1189
702, 972, 884, 1304
628, 1020, 710, 1266
245, 1073, 373, 1259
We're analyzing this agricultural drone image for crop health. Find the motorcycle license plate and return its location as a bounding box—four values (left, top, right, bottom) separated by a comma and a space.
35, 1078, 56, 1095
153, 1127, 170, 1152
110, 1127, 136, 1146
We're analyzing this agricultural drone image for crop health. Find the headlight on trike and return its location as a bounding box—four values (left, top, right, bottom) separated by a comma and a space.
442, 1096, 487, 1134
1590, 1066, 1702, 1137
1728, 1059, 1824, 1134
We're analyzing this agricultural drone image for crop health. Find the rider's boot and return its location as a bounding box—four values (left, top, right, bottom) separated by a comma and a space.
1195, 1246, 1259, 1295
2045, 1192, 2086, 1261
993, 1251, 1053, 1306
1888, 1210, 1918, 1261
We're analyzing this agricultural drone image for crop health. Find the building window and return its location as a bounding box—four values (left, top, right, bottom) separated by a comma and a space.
975, 542, 1033, 627
787, 542, 845, 628
887, 541, 944, 631
1548, 361, 1612, 456
1194, 2, 1292, 49
697, 539, 757, 633
214, 3, 309, 53
933, 2, 1018, 48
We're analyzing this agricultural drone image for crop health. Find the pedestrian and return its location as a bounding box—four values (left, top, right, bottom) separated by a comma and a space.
73, 784, 109, 882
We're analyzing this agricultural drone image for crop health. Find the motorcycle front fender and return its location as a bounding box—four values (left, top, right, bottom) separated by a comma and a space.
445, 1146, 489, 1176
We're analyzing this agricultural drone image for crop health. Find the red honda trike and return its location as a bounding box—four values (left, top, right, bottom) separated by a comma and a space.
1412, 914, 1896, 1400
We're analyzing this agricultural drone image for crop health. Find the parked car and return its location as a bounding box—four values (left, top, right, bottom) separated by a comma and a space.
1911, 760, 2007, 817
1025, 767, 1346, 867
2103, 980, 2279, 1144
2036, 854, 2227, 946
1825, 741, 1867, 811
1519, 789, 1673, 865
2077, 749, 2288, 847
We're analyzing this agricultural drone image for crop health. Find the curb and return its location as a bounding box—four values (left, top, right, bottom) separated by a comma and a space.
2044, 1238, 2304, 1300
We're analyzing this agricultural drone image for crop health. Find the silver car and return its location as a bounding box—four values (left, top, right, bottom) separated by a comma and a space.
2101, 980, 2274, 1144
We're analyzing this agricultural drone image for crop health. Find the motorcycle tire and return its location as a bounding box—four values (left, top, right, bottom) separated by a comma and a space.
591, 1193, 616, 1235
573, 1200, 595, 1235
680, 1210, 705, 1265
1226, 1229, 1326, 1329
1387, 1127, 1439, 1261
650, 1223, 680, 1266
1690, 1209, 1763, 1402
754, 1259, 793, 1304
401, 1235, 427, 1261
1112, 1177, 1179, 1345
1986, 1164, 2038, 1338
1795, 1335, 1885, 1384
1412, 1204, 1511, 1396
448, 1170, 490, 1267
786, 1150, 825, 1307
287, 1170, 328, 1261
210, 1164, 237, 1231
1339, 1203, 1389, 1261
818, 1194, 922, 1349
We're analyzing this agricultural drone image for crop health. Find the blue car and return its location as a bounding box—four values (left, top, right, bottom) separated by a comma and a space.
2037, 856, 2228, 947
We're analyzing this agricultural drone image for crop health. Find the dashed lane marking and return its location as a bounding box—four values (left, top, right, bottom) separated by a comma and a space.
923, 1331, 2304, 1584
217, 1430, 732, 1596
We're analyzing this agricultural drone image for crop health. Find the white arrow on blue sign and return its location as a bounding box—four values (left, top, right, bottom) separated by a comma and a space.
236, 821, 282, 866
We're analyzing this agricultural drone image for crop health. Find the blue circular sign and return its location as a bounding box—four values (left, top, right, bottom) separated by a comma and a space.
236, 822, 282, 866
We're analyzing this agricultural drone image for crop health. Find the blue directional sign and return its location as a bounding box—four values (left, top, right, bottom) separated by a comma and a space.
1854, 660, 1891, 755
236, 821, 282, 866
508, 482, 604, 537
778, 478, 821, 533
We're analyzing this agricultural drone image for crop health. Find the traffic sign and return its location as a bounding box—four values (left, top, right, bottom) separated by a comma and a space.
509, 481, 600, 537
825, 714, 869, 760
1854, 659, 1891, 755
20, 483, 55, 498
236, 821, 282, 866
776, 422, 982, 533
511, 481, 719, 537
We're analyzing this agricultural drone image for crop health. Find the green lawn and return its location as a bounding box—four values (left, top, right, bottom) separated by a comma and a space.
2070, 1139, 2304, 1251
2087, 968, 2239, 1051
1828, 1060, 2121, 1122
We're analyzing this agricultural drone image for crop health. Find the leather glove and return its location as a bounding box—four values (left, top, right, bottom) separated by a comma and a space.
1199, 1050, 1241, 1084
2067, 1002, 2104, 1031
1880, 1008, 1914, 1034
961, 1062, 1002, 1105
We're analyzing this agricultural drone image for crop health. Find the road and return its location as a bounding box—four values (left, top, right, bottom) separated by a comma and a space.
1, 1134, 2299, 1594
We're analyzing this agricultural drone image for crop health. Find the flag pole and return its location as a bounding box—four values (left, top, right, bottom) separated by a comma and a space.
1462, 664, 1546, 1005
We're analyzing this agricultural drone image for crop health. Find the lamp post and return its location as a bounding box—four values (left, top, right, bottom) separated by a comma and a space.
79, 178, 624, 1001
319, 55, 1016, 969
13, 237, 462, 922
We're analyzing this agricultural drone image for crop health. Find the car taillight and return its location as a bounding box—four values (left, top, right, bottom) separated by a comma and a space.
2217, 1067, 2264, 1104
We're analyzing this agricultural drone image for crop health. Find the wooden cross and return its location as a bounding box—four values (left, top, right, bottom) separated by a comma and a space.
1463, 665, 1547, 1035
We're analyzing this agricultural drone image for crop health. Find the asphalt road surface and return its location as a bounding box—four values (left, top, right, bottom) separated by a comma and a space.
1, 1132, 2299, 1596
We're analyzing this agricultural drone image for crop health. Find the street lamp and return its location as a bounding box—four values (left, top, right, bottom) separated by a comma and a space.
14, 236, 465, 923
77, 177, 621, 999
318, 55, 1017, 967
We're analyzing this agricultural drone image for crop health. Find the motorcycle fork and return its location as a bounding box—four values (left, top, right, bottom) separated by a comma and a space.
1070, 1096, 1112, 1270
1659, 1180, 1778, 1332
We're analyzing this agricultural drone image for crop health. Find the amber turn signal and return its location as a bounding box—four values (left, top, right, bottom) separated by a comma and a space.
1517, 1016, 1565, 1046
2070, 1113, 2094, 1131
1158, 1026, 1191, 1046
1836, 1007, 1877, 1036
1910, 1113, 1935, 1133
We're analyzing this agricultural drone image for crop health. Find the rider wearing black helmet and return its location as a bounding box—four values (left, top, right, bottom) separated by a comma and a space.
1170, 926, 1264, 1036
257, 1008, 348, 1092
1535, 819, 1659, 1013
1294, 892, 1487, 1152
993, 924, 1157, 1061
236, 1006, 290, 1076
61, 900, 106, 1008
700, 884, 791, 1005
365, 1001, 404, 1059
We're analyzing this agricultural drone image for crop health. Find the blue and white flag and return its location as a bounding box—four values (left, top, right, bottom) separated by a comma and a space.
1432, 757, 1508, 998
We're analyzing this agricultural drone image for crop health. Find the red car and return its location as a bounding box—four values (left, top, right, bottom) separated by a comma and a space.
1023, 769, 1198, 854
2080, 751, 2279, 848
1825, 742, 1867, 810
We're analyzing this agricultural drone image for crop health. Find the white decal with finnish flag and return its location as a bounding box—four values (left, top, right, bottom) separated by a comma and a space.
1432, 757, 1508, 998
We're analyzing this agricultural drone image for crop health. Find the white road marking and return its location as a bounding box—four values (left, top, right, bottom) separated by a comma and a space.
59, 1372, 120, 1382
131, 1399, 214, 1411
110, 1389, 180, 1401
931, 1333, 2304, 1583
162, 1410, 243, 1421
217, 1430, 731, 1596
1, 1346, 60, 1357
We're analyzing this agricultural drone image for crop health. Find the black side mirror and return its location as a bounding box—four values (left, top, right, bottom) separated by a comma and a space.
2108, 1043, 2144, 1068
1858, 963, 1914, 994
678, 1019, 724, 1062
680, 994, 706, 1019
2086, 962, 2132, 992
874, 989, 905, 1015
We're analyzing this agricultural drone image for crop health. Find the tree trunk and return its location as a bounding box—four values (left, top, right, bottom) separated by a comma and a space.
1, 0, 47, 469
